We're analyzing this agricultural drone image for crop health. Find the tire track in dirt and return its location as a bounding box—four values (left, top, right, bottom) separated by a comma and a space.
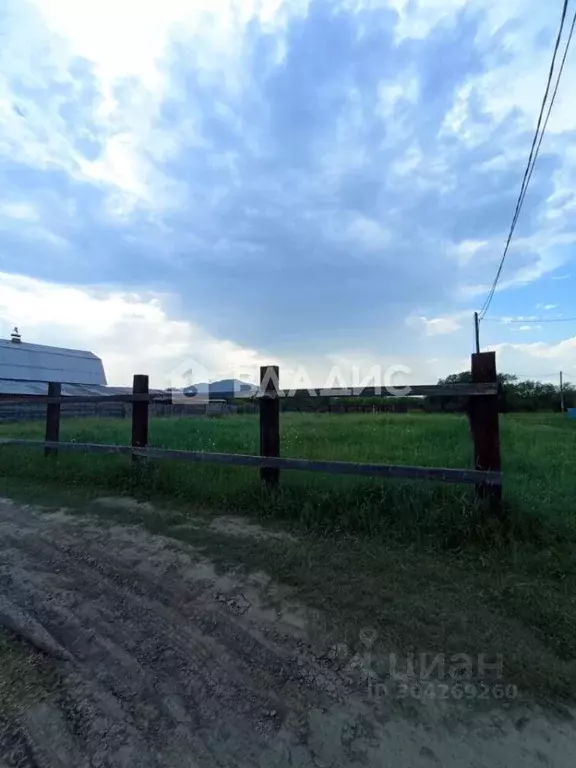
1, 498, 575, 767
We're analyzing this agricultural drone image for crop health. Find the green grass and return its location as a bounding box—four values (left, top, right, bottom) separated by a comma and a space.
2, 412, 576, 702
0, 631, 60, 717
1, 411, 575, 543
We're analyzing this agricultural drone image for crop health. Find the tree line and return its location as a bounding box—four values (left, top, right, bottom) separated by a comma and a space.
433, 372, 573, 413
232, 372, 573, 414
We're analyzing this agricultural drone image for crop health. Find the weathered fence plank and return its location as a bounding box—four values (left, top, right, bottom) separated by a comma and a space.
0, 382, 497, 405
261, 383, 499, 399
0, 439, 502, 486
0, 393, 168, 405
259, 365, 280, 488
470, 352, 502, 506
44, 382, 61, 458
131, 375, 149, 464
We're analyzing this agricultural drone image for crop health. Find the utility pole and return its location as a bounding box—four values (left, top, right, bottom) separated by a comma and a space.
474, 312, 480, 354
560, 370, 565, 412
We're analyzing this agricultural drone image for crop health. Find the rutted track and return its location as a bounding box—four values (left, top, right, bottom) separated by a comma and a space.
0, 499, 574, 767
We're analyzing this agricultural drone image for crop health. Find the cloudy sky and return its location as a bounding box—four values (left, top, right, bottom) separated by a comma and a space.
1, 0, 576, 388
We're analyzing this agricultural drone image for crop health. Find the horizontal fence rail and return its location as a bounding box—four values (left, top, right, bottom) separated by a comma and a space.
245, 383, 497, 398
0, 381, 498, 405
0, 439, 503, 486
0, 393, 170, 405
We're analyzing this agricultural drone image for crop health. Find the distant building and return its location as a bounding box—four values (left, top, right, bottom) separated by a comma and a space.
0, 328, 107, 398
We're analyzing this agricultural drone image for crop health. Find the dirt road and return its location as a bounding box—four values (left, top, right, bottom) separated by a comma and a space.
0, 497, 575, 767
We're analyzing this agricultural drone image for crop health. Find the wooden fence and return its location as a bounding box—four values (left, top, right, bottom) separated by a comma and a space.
0, 352, 502, 504
0, 399, 241, 422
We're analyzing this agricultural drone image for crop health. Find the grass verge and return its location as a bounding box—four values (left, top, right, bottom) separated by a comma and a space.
2, 480, 576, 706
1, 412, 575, 547
0, 631, 60, 718
1, 412, 576, 703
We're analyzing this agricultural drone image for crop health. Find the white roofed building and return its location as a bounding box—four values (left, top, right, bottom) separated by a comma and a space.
0, 328, 107, 397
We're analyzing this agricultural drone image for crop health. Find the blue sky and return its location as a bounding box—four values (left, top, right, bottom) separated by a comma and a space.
1, 0, 575, 386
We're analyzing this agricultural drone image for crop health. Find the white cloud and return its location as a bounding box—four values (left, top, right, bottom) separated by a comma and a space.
459, 227, 576, 298
386, 0, 469, 41
28, 0, 289, 95
346, 215, 391, 250
0, 272, 470, 391
0, 272, 488, 390
492, 337, 576, 375
0, 202, 39, 222
0, 0, 304, 213
1, 0, 576, 373
406, 311, 469, 336
7, 270, 575, 388
448, 239, 489, 266
0, 272, 268, 387
30, 0, 185, 90
499, 316, 539, 324
402, 0, 576, 136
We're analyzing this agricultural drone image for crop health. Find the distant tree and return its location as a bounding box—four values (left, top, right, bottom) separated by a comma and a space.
437, 371, 517, 387
432, 371, 570, 413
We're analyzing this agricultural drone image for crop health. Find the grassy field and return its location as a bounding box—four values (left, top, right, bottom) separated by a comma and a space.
0, 411, 574, 541
2, 411, 576, 702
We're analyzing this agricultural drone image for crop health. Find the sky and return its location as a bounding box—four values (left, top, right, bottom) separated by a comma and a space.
1, 0, 576, 388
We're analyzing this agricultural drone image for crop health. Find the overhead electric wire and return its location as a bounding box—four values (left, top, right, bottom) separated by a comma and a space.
516, 10, 576, 220
479, 0, 574, 321
514, 372, 560, 378
483, 315, 576, 323
479, 0, 571, 319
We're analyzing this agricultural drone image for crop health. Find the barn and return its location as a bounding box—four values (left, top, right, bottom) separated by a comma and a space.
0, 328, 106, 392
0, 329, 234, 421
0, 329, 125, 421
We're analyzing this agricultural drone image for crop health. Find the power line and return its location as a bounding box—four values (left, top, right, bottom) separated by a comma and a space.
514, 372, 560, 379
483, 316, 576, 323
480, 0, 571, 319
519, 10, 576, 219
479, 0, 573, 321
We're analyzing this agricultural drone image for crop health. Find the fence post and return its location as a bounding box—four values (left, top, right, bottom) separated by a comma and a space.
45, 382, 61, 457
131, 374, 149, 463
470, 352, 502, 507
259, 365, 280, 488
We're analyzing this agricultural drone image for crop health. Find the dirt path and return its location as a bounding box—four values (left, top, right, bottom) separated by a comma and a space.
0, 498, 575, 767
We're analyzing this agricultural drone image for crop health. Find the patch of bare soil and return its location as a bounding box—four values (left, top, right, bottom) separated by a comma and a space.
0, 498, 575, 767
209, 515, 297, 543
92, 497, 296, 543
